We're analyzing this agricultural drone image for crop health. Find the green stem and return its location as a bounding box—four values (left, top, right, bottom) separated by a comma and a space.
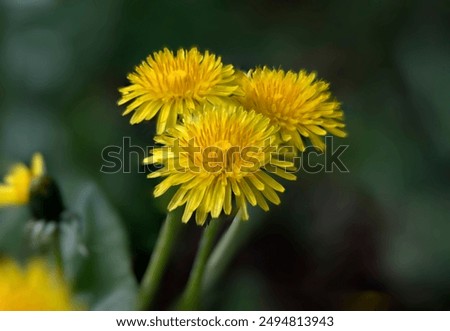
201, 208, 264, 296
137, 211, 183, 310
177, 219, 222, 310
201, 210, 244, 293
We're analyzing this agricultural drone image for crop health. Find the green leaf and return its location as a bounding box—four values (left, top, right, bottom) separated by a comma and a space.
0, 207, 29, 259
62, 183, 138, 310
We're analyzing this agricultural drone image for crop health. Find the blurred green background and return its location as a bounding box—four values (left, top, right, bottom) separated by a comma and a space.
1, 0, 449, 310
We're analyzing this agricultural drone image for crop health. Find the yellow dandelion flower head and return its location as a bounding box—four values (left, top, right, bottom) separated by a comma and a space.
0, 258, 78, 310
0, 153, 45, 206
118, 47, 242, 134
145, 104, 296, 225
237, 67, 347, 151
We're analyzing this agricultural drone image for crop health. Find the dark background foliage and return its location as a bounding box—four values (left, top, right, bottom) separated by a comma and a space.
0, 0, 449, 310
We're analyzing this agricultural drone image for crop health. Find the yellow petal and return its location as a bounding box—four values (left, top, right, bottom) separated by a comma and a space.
31, 153, 45, 177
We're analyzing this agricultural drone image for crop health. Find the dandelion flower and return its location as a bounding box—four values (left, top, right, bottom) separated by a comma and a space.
0, 153, 45, 206
144, 104, 296, 225
237, 67, 347, 151
0, 258, 78, 310
118, 47, 242, 134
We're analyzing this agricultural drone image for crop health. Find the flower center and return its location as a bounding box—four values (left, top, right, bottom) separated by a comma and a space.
214, 140, 233, 151
273, 93, 284, 101
167, 69, 188, 83
189, 139, 264, 178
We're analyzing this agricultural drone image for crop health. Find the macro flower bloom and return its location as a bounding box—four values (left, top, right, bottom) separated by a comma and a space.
236, 67, 346, 151
144, 104, 296, 225
118, 47, 242, 134
0, 153, 45, 206
0, 258, 78, 310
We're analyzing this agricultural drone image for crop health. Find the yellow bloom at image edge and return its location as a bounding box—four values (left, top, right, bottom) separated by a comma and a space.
0, 259, 78, 311
0, 153, 45, 206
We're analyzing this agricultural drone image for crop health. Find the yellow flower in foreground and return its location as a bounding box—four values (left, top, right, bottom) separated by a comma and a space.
0, 259, 78, 310
118, 47, 242, 134
145, 104, 296, 225
237, 67, 347, 151
0, 153, 45, 206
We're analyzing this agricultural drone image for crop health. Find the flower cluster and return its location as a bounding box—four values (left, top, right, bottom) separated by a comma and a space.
119, 47, 346, 224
